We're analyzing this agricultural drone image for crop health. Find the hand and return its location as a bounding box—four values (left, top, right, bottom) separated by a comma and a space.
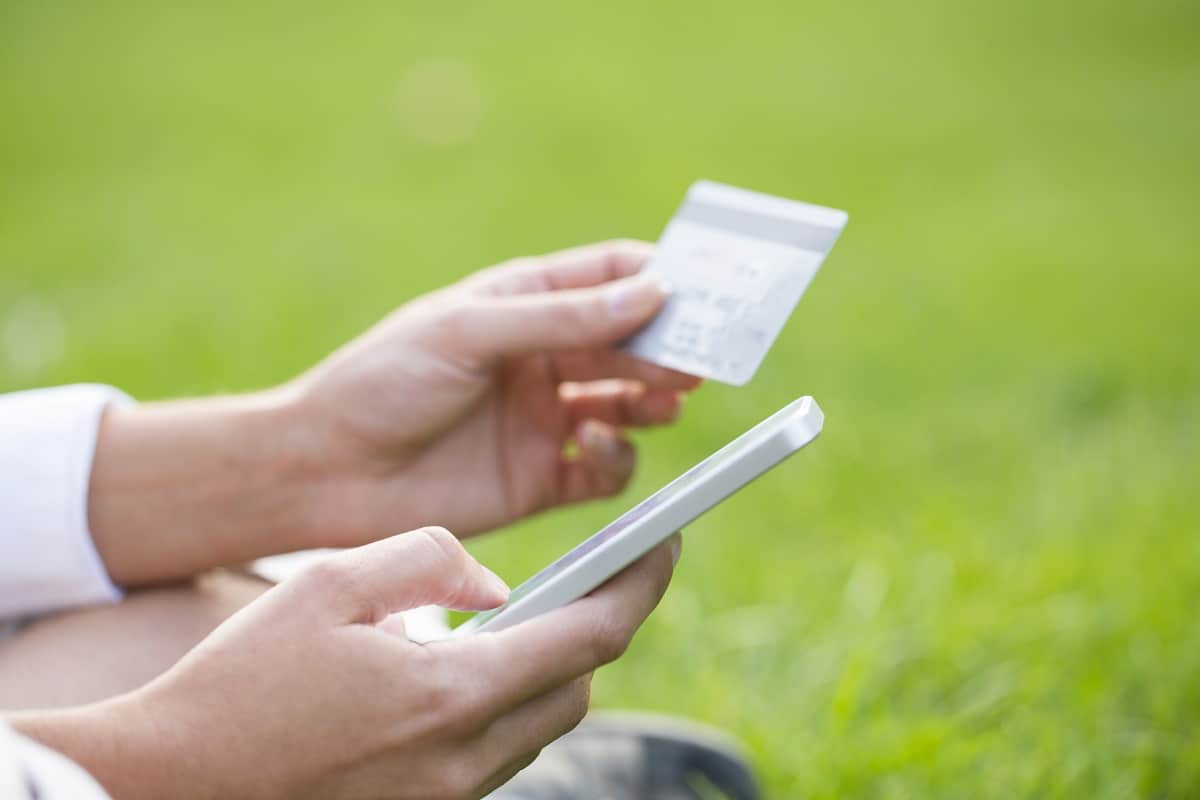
11, 526, 679, 799
290, 239, 701, 544
86, 240, 698, 585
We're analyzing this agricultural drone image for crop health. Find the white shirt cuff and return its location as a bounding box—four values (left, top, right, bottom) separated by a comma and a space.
0, 722, 111, 799
0, 724, 111, 796
0, 384, 133, 619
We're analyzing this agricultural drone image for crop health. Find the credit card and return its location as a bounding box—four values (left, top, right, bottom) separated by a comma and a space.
622, 180, 847, 386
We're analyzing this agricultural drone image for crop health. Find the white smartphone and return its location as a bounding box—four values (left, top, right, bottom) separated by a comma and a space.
454, 396, 824, 636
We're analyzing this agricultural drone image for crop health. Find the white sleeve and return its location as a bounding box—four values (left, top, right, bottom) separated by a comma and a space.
0, 384, 133, 619
0, 722, 112, 799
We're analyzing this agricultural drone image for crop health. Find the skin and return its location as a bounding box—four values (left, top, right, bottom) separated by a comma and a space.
86, 239, 699, 585
0, 570, 274, 710
4, 240, 700, 799
11, 529, 680, 799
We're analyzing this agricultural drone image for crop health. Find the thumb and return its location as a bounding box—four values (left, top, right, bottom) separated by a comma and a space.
448, 272, 669, 362
292, 527, 509, 624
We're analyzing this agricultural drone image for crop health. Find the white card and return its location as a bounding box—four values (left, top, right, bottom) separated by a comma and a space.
623, 181, 848, 386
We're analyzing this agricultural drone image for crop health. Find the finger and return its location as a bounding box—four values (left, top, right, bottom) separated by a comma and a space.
559, 420, 635, 505
436, 536, 678, 710
441, 272, 669, 364
474, 676, 591, 790
560, 381, 683, 429
462, 240, 654, 297
476, 750, 542, 798
550, 349, 703, 391
288, 527, 510, 625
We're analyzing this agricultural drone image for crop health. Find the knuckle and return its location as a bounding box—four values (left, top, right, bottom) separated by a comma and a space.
414, 526, 472, 605
529, 281, 614, 345
555, 296, 594, 335
472, 256, 542, 294
442, 298, 473, 330
444, 687, 491, 735
414, 526, 467, 574
418, 654, 491, 735
651, 543, 676, 593
414, 661, 461, 719
587, 612, 632, 665
417, 525, 462, 562
605, 238, 651, 271
630, 541, 675, 597
504, 255, 542, 279
298, 557, 356, 602
431, 298, 478, 350
565, 676, 592, 728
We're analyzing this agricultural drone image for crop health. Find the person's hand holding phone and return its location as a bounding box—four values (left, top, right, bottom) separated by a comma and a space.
11, 527, 679, 799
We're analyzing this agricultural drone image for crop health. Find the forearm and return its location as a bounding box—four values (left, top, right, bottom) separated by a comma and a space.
88, 388, 331, 585
7, 697, 183, 800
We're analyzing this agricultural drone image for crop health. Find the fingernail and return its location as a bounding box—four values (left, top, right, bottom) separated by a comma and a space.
608, 274, 668, 321
482, 565, 510, 599
669, 535, 682, 566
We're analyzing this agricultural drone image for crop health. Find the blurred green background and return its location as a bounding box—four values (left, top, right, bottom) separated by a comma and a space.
2, 0, 1198, 796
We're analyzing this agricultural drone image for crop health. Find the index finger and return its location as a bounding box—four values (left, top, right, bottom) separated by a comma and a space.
432, 535, 679, 712
463, 239, 655, 297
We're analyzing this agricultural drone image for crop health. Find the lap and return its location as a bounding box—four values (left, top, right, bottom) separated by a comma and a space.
0, 569, 271, 710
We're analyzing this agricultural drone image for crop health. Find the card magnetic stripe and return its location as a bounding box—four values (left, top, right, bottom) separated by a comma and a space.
675, 199, 844, 252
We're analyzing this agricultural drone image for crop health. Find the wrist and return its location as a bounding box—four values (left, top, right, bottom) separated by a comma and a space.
281, 374, 433, 548
88, 387, 338, 583
249, 383, 376, 547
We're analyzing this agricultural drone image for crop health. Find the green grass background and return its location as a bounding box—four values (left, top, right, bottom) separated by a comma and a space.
3, 1, 1198, 796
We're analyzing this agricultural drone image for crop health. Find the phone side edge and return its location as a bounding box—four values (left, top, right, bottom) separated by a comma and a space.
463, 397, 824, 635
